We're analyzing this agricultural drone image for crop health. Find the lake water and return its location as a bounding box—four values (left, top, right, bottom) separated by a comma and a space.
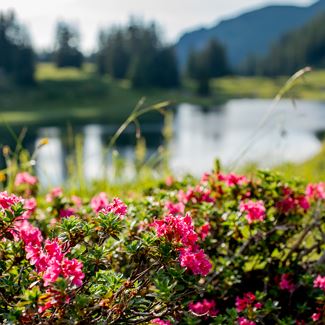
34, 99, 325, 185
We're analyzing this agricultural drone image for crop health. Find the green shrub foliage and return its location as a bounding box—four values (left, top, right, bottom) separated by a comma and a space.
0, 168, 324, 324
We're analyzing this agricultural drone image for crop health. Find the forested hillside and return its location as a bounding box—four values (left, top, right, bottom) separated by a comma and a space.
176, 0, 325, 69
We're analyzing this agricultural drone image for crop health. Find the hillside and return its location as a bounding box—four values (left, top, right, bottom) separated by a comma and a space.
176, 0, 325, 68
256, 12, 325, 75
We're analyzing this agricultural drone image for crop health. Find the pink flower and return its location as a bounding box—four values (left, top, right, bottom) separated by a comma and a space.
200, 172, 211, 183
151, 213, 198, 247
22, 198, 37, 219
236, 292, 256, 312
188, 299, 218, 317
178, 186, 214, 205
91, 192, 109, 213
0, 191, 22, 210
24, 236, 85, 288
297, 196, 310, 210
25, 245, 48, 271
59, 208, 75, 218
46, 187, 63, 202
314, 275, 325, 291
43, 259, 62, 286
198, 223, 211, 240
238, 317, 256, 325
277, 187, 310, 213
311, 313, 321, 322
165, 201, 185, 215
44, 239, 63, 263
62, 258, 85, 287
254, 302, 263, 309
14, 172, 38, 186
218, 173, 248, 187
165, 176, 174, 187
279, 274, 296, 292
179, 247, 212, 276
100, 198, 127, 217
306, 182, 325, 201
71, 195, 82, 208
152, 319, 172, 325
20, 222, 43, 247
239, 200, 266, 224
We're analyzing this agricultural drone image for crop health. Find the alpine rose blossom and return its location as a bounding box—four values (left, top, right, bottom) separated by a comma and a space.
100, 197, 127, 217
198, 222, 211, 240
62, 258, 85, 287
218, 173, 248, 187
279, 274, 296, 292
151, 213, 198, 247
235, 292, 256, 312
188, 299, 218, 317
151, 319, 172, 325
311, 313, 321, 322
179, 247, 212, 276
165, 201, 185, 215
238, 317, 256, 325
313, 275, 325, 291
239, 200, 266, 223
91, 192, 109, 212
14, 172, 38, 187
0, 191, 22, 210
306, 182, 325, 200
46, 187, 63, 202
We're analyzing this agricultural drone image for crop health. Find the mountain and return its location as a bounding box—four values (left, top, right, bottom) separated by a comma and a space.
256, 11, 325, 75
175, 0, 325, 69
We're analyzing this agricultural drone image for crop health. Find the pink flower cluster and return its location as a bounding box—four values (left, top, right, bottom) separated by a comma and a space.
151, 213, 211, 276
151, 214, 198, 247
165, 201, 185, 215
100, 197, 128, 217
314, 275, 325, 291
152, 319, 172, 325
22, 197, 37, 219
197, 222, 211, 240
277, 187, 310, 213
179, 246, 212, 276
311, 310, 322, 322
236, 292, 262, 312
279, 274, 296, 292
46, 187, 63, 202
239, 200, 266, 224
91, 193, 127, 217
188, 299, 218, 317
0, 191, 22, 210
91, 192, 109, 212
178, 185, 214, 205
306, 182, 325, 201
20, 224, 84, 290
238, 317, 256, 325
218, 173, 248, 187
14, 172, 38, 187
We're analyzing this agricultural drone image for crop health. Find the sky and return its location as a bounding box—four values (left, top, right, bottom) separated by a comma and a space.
0, 0, 315, 52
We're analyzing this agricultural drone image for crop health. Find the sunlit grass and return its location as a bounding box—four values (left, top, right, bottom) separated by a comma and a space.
35, 63, 96, 81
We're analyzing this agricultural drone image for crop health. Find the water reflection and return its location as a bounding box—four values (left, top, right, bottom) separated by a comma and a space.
35, 127, 64, 186
35, 99, 325, 184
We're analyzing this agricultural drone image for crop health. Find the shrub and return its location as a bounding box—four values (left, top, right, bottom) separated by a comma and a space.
0, 169, 324, 324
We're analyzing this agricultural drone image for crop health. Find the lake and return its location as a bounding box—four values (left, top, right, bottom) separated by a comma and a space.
33, 98, 325, 186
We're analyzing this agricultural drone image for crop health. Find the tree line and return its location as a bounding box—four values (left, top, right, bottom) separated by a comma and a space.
0, 10, 229, 92
240, 12, 325, 76
1, 9, 323, 89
